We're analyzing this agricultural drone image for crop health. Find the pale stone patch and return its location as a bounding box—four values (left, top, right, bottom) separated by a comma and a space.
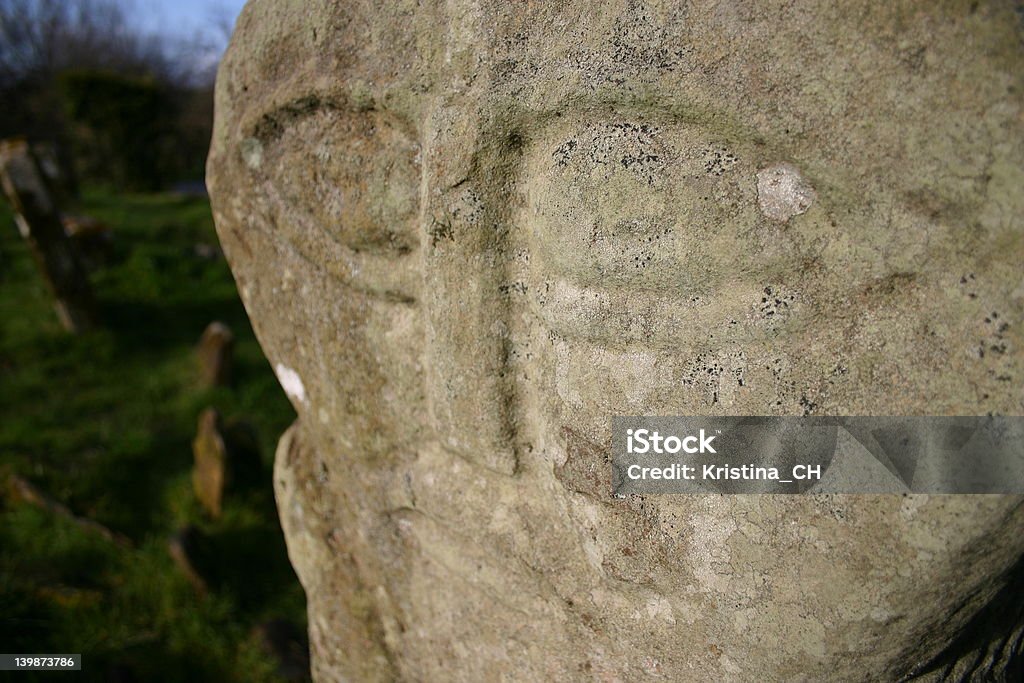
240, 137, 263, 170
274, 363, 308, 406
645, 596, 676, 624
756, 162, 816, 222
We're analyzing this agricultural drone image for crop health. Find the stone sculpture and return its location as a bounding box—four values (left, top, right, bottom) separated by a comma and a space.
207, 1, 1024, 680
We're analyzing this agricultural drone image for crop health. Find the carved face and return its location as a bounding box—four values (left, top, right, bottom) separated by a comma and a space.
208, 1, 1024, 680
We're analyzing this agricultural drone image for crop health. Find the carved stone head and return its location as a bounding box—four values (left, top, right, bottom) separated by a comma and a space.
208, 1, 1024, 679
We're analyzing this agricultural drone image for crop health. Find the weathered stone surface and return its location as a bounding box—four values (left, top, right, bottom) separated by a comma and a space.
197, 321, 235, 387
208, 2, 1024, 680
192, 407, 229, 518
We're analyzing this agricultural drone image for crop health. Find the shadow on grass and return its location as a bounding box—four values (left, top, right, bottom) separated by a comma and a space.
197, 520, 297, 615
99, 298, 247, 355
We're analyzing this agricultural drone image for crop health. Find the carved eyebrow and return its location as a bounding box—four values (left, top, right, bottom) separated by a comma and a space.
244, 92, 419, 143
248, 94, 345, 142
488, 92, 765, 152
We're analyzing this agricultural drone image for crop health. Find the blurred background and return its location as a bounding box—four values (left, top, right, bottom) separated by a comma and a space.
0, 1, 312, 680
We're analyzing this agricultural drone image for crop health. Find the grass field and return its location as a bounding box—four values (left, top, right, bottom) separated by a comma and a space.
0, 189, 305, 681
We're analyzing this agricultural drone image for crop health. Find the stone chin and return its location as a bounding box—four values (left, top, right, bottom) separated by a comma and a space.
208, 1, 1024, 680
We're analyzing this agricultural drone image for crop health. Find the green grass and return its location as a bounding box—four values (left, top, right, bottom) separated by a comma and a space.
0, 188, 304, 681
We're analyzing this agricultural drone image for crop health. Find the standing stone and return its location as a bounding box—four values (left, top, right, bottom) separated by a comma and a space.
192, 407, 229, 519
208, 2, 1024, 681
0, 139, 96, 332
197, 321, 234, 387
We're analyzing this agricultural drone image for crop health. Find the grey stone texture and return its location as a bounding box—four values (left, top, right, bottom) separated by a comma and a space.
207, 1, 1024, 680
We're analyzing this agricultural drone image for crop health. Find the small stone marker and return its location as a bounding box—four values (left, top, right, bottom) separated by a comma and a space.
192, 407, 229, 518
0, 139, 97, 332
197, 321, 234, 387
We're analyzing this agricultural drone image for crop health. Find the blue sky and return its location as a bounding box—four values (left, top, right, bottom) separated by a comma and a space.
139, 0, 248, 44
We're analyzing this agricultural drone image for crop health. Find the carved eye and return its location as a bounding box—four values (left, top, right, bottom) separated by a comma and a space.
524, 121, 756, 294
257, 109, 421, 255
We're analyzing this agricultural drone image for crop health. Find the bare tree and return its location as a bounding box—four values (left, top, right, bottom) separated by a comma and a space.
0, 0, 236, 189
0, 0, 223, 88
